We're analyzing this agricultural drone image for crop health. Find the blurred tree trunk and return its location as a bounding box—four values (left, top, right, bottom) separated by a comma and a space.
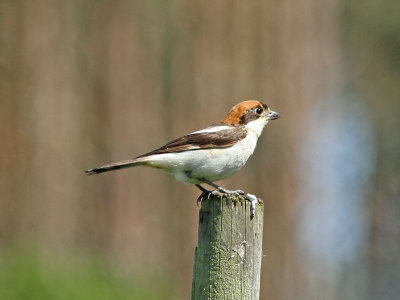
1, 1, 80, 243
342, 2, 400, 299
0, 1, 32, 240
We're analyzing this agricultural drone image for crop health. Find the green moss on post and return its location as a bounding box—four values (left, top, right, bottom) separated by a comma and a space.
191, 193, 264, 300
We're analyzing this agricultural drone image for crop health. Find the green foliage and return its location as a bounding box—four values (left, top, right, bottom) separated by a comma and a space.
0, 245, 177, 300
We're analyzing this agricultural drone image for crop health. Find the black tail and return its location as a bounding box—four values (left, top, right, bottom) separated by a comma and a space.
85, 159, 142, 175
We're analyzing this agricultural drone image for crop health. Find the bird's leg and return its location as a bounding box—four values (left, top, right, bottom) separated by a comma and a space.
195, 184, 209, 193
201, 179, 245, 195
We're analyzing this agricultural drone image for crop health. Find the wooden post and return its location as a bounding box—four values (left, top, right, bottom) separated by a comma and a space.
191, 193, 264, 300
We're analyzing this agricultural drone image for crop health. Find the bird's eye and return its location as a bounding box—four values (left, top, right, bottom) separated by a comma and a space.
256, 107, 263, 115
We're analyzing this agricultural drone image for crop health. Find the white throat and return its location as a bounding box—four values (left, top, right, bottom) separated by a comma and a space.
245, 117, 268, 137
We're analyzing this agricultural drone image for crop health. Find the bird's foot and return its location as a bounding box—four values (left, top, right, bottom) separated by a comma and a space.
199, 180, 244, 197
245, 193, 259, 219
217, 187, 245, 195
197, 188, 260, 219
196, 188, 243, 207
196, 189, 214, 207
196, 191, 206, 207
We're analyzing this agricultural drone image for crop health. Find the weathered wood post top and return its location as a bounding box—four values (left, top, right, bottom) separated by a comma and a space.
191, 193, 264, 300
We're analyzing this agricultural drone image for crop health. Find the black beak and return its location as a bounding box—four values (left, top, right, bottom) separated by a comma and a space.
267, 110, 280, 120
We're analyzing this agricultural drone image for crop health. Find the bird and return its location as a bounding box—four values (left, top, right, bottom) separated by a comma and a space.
86, 100, 279, 203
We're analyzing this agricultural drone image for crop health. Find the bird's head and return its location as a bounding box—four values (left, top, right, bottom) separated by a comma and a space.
221, 100, 279, 136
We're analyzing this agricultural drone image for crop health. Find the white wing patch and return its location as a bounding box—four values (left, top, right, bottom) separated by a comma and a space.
192, 125, 232, 134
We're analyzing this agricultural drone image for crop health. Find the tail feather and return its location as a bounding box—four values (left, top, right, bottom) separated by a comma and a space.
85, 158, 145, 175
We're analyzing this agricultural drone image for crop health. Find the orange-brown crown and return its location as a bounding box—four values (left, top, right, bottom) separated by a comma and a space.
221, 100, 266, 126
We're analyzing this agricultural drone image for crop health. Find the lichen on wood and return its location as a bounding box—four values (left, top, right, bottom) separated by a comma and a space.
191, 193, 264, 300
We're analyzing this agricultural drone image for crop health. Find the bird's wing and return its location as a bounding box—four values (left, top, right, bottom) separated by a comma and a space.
137, 125, 247, 157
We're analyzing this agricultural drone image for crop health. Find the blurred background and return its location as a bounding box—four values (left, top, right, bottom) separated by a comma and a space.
1, 0, 399, 299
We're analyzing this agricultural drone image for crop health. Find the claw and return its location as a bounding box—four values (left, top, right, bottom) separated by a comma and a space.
246, 193, 258, 219
196, 193, 203, 207
196, 189, 220, 207
196, 191, 207, 207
